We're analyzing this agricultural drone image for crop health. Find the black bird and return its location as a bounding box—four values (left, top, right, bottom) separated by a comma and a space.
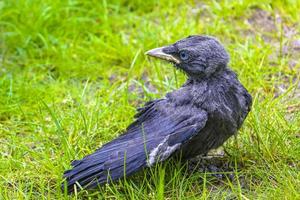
62, 35, 252, 193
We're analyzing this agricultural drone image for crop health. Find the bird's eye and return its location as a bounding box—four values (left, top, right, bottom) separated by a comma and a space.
179, 51, 189, 60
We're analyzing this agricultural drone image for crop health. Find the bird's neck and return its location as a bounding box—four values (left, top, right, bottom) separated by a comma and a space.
187, 66, 231, 84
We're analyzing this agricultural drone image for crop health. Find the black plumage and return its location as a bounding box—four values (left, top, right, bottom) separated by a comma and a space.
62, 35, 252, 193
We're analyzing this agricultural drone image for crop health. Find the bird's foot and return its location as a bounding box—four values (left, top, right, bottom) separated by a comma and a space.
187, 149, 239, 182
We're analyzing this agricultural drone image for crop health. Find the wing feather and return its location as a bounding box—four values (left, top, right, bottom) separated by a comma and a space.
62, 99, 207, 193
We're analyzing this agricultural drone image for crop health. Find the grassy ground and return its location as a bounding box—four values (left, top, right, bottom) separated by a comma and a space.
1, 0, 300, 199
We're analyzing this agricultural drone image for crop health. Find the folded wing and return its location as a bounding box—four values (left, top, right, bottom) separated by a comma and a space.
62, 99, 207, 193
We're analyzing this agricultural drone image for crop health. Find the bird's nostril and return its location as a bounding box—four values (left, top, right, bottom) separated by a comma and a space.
162, 45, 176, 54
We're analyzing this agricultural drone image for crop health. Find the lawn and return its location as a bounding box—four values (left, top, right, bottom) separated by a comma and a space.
0, 0, 300, 199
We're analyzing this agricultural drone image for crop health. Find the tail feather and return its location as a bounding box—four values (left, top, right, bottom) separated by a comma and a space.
85, 158, 145, 190
65, 164, 104, 186
62, 137, 150, 193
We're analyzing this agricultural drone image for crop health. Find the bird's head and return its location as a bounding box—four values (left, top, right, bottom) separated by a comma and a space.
146, 35, 229, 79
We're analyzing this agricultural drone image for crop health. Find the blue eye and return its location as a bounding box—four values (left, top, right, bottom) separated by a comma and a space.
179, 51, 189, 60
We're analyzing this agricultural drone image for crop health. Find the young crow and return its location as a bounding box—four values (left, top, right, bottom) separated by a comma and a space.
62, 35, 252, 193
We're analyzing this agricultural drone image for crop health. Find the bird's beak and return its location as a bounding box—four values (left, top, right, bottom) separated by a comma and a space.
145, 47, 180, 64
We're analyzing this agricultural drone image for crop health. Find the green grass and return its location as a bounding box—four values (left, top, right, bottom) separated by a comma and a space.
1, 0, 300, 199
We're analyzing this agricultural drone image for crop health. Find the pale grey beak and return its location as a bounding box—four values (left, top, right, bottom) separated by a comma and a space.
145, 47, 180, 64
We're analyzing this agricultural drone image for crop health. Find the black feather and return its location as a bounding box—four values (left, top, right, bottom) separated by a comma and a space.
62, 100, 207, 193
62, 35, 252, 194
